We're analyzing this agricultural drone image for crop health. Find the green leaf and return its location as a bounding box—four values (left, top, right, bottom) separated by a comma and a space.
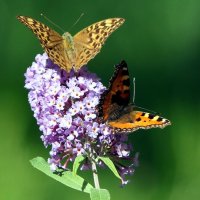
73, 155, 85, 175
30, 157, 93, 193
98, 156, 121, 180
90, 188, 110, 200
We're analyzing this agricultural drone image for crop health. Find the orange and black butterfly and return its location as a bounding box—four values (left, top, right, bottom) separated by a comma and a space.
98, 60, 171, 133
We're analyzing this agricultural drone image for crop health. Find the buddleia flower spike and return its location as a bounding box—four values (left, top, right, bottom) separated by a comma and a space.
25, 53, 138, 189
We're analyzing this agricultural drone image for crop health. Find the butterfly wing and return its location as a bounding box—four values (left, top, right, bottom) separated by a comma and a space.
17, 16, 70, 70
98, 60, 130, 121
73, 18, 125, 70
109, 111, 171, 133
44, 43, 72, 70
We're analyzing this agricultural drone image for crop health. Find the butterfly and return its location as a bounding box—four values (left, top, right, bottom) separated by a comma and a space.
98, 60, 171, 133
17, 15, 125, 72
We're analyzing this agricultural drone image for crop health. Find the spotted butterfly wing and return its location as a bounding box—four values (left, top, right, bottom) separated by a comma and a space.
16, 16, 69, 69
17, 16, 125, 72
73, 18, 125, 69
98, 61, 171, 133
99, 60, 130, 122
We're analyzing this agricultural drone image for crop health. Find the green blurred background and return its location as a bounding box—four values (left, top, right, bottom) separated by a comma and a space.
0, 0, 200, 199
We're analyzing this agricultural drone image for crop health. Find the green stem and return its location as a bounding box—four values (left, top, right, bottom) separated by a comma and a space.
91, 160, 100, 189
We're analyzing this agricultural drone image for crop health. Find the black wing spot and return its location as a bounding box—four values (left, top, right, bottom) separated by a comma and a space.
148, 114, 154, 119
157, 117, 163, 122
136, 117, 141, 122
122, 79, 130, 86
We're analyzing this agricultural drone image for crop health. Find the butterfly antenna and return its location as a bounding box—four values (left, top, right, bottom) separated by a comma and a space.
132, 77, 136, 103
132, 78, 159, 114
135, 105, 160, 115
68, 13, 84, 31
40, 13, 65, 32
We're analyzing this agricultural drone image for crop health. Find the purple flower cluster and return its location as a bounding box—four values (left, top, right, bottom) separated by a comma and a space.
25, 53, 137, 185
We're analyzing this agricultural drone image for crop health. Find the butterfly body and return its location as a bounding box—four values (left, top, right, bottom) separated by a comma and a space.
98, 61, 171, 133
17, 16, 125, 72
62, 32, 76, 67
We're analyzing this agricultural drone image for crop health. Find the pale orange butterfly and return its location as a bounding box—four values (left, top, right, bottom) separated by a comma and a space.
17, 15, 125, 72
